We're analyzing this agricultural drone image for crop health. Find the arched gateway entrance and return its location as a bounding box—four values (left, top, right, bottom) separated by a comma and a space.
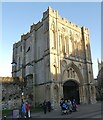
63, 80, 80, 104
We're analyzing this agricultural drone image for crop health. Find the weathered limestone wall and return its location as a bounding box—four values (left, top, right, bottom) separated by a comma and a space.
12, 7, 96, 107
1, 77, 21, 109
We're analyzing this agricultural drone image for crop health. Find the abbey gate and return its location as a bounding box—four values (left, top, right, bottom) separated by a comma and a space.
12, 7, 96, 108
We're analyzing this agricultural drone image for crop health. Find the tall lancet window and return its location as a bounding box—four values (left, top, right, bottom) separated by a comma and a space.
54, 65, 57, 80
74, 40, 76, 56
76, 42, 78, 57
51, 21, 56, 49
69, 31, 73, 56
65, 36, 69, 55
59, 34, 61, 52
61, 34, 63, 52
64, 36, 66, 54
61, 34, 65, 54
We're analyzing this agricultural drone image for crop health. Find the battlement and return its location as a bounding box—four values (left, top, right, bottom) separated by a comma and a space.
30, 23, 36, 32
82, 26, 89, 34
13, 40, 21, 49
42, 6, 58, 20
45, 6, 82, 31
21, 32, 30, 40
58, 15, 80, 29
14, 6, 89, 46
30, 6, 89, 34
30, 20, 43, 32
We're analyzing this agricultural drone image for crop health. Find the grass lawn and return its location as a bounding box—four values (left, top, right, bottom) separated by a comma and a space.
2, 107, 42, 117
30, 106, 43, 113
2, 109, 12, 117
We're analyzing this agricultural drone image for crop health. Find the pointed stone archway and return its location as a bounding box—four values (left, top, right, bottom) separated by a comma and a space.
63, 80, 80, 104
62, 62, 84, 104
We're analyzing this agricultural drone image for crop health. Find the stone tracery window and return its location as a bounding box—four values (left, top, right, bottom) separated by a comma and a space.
75, 42, 79, 57
86, 44, 90, 60
73, 71, 75, 78
53, 30, 56, 49
51, 21, 56, 49
67, 70, 69, 78
65, 36, 69, 55
61, 34, 65, 53
79, 40, 83, 58
69, 31, 73, 56
67, 67, 76, 78
54, 65, 57, 80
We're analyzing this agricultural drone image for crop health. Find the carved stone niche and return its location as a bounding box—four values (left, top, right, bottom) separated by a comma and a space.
75, 33, 79, 39
51, 20, 55, 31
61, 60, 67, 68
62, 27, 65, 33
70, 30, 73, 40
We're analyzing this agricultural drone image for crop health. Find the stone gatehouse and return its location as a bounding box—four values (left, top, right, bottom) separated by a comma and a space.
12, 6, 96, 108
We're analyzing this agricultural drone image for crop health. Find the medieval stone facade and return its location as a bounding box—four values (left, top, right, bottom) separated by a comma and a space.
12, 7, 96, 107
96, 60, 103, 100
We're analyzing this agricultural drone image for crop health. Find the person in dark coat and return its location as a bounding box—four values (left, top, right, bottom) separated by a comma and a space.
47, 100, 51, 112
43, 100, 47, 114
72, 99, 77, 112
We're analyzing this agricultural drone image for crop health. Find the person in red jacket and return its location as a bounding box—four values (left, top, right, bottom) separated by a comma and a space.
26, 101, 30, 118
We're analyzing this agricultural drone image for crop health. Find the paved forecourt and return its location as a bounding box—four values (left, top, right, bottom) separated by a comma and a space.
31, 102, 102, 118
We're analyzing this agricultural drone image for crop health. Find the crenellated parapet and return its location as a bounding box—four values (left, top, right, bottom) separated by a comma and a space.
21, 32, 30, 41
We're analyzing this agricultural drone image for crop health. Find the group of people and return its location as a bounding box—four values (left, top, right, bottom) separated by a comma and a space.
60, 98, 78, 114
42, 100, 52, 114
42, 98, 78, 115
21, 101, 30, 118
20, 99, 77, 117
